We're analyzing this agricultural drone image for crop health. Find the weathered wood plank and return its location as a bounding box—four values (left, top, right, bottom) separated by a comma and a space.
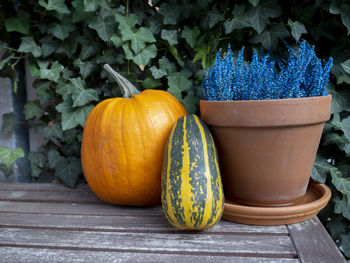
0, 182, 90, 191
0, 212, 289, 234
0, 247, 300, 263
0, 190, 103, 204
287, 217, 345, 263
0, 201, 163, 216
0, 201, 288, 234
0, 228, 297, 256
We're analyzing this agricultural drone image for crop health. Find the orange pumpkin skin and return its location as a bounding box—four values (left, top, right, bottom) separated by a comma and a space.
81, 89, 187, 206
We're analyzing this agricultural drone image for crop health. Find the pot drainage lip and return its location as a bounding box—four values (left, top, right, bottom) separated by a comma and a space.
222, 182, 331, 226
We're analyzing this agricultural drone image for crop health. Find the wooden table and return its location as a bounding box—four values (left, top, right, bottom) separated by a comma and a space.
0, 183, 345, 263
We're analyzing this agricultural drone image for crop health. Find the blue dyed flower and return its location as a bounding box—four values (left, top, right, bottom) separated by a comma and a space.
202, 41, 333, 101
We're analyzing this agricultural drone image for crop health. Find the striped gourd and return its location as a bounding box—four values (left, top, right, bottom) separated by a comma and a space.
161, 114, 224, 230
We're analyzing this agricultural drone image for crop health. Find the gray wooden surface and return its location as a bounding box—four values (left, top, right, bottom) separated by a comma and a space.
0, 183, 346, 263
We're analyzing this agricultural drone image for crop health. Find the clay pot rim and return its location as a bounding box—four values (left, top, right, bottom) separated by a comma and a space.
200, 95, 332, 127
200, 95, 331, 105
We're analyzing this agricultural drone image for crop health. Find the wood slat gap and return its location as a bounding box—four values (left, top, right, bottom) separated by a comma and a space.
0, 183, 90, 191
0, 211, 163, 217
0, 243, 298, 259
0, 199, 103, 204
0, 225, 290, 236
0, 189, 91, 192
286, 224, 301, 263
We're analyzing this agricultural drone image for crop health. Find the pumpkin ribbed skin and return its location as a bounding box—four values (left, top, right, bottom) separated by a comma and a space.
161, 114, 224, 230
81, 89, 187, 206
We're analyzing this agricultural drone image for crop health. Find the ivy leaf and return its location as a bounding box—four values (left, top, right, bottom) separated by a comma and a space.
47, 21, 75, 41
159, 56, 177, 74
18, 37, 42, 58
330, 113, 343, 130
311, 154, 334, 183
288, 19, 307, 42
181, 26, 200, 48
0, 147, 24, 167
224, 5, 250, 34
63, 105, 94, 131
88, 16, 115, 42
249, 0, 260, 6
56, 36, 78, 58
250, 23, 289, 49
43, 122, 63, 139
329, 0, 341, 14
39, 37, 56, 58
80, 42, 97, 61
150, 66, 167, 79
70, 77, 98, 107
183, 95, 199, 114
34, 80, 54, 104
73, 59, 96, 79
331, 169, 350, 196
121, 27, 156, 53
334, 196, 350, 221
340, 5, 350, 35
1, 113, 16, 136
72, 0, 95, 22
208, 8, 225, 28
158, 3, 180, 25
132, 44, 157, 66
56, 81, 71, 100
56, 99, 94, 130
55, 156, 82, 188
341, 59, 350, 74
111, 34, 123, 48
328, 86, 350, 113
169, 45, 184, 68
167, 73, 192, 92
28, 151, 47, 168
23, 100, 44, 120
326, 214, 348, 239
145, 16, 162, 35
246, 0, 282, 34
142, 77, 162, 89
341, 116, 350, 141
122, 42, 134, 60
167, 72, 192, 102
193, 46, 210, 68
39, 61, 64, 83
341, 234, 350, 258
83, 0, 99, 12
0, 164, 13, 177
161, 29, 178, 45
323, 133, 350, 156
115, 13, 138, 30
167, 87, 183, 102
5, 11, 30, 34
0, 55, 13, 71
48, 150, 62, 169
38, 0, 70, 14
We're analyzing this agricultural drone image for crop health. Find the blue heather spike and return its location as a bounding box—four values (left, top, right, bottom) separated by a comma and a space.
201, 41, 333, 101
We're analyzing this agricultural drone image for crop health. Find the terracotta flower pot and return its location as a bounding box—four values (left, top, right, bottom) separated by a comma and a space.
200, 95, 332, 207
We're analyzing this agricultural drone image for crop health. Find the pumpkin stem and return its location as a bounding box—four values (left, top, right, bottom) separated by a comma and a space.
103, 64, 140, 98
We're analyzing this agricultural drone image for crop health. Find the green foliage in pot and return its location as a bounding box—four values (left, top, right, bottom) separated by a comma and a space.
0, 0, 349, 258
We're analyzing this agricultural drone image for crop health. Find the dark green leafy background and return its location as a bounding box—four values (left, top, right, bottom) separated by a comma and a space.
0, 0, 349, 258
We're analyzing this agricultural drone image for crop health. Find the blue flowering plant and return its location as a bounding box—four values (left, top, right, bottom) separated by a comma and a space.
202, 41, 333, 101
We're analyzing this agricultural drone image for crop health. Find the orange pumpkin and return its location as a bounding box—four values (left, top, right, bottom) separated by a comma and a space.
81, 64, 187, 206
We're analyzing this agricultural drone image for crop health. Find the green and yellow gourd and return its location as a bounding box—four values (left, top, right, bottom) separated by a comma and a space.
161, 114, 224, 230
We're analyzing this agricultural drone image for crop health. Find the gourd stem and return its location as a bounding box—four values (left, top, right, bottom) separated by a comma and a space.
103, 64, 140, 98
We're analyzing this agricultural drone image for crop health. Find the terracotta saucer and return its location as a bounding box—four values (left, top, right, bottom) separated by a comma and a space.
222, 182, 331, 226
